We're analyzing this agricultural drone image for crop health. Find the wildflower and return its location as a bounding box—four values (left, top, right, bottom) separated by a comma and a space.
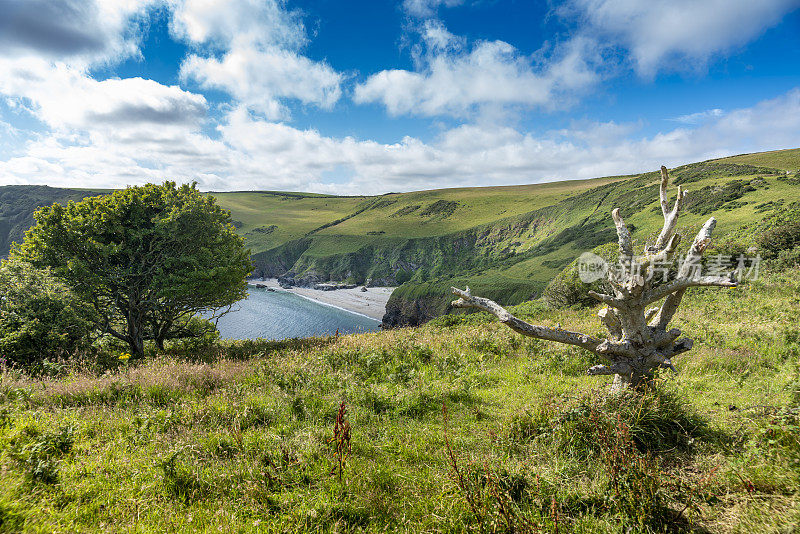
119, 353, 131, 362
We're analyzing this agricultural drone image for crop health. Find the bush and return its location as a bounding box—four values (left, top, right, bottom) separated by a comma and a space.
4, 422, 76, 484
0, 258, 96, 368
508, 385, 709, 456
771, 245, 800, 270
542, 243, 617, 309
759, 219, 800, 259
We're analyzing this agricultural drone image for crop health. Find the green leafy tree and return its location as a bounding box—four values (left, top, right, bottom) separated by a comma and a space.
15, 182, 251, 357
0, 258, 96, 366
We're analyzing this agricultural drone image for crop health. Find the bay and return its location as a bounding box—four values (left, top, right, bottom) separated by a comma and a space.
213, 287, 380, 340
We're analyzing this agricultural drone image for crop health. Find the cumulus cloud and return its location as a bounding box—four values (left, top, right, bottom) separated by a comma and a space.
564, 0, 800, 76
1, 0, 798, 196
0, 58, 207, 131
669, 108, 725, 125
355, 21, 600, 117
4, 87, 800, 194
0, 0, 158, 65
172, 0, 343, 119
403, 0, 465, 18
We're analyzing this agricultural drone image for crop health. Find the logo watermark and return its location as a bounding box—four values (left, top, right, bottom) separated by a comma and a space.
577, 252, 609, 283
576, 253, 761, 283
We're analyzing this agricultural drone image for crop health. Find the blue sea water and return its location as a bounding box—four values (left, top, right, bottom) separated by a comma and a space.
213, 287, 380, 340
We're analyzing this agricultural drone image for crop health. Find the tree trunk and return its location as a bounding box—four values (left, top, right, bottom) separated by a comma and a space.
126, 306, 146, 358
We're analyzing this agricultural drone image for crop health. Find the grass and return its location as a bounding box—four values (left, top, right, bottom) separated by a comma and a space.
1, 267, 799, 532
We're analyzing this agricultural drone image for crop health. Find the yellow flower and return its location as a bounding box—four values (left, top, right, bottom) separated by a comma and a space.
118, 353, 131, 362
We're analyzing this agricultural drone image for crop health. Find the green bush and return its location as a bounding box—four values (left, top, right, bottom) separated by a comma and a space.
0, 258, 96, 367
772, 245, 800, 270
759, 219, 800, 259
542, 243, 617, 309
395, 268, 413, 284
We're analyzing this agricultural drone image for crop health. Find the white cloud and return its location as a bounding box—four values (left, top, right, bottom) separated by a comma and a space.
180, 47, 341, 120
4, 87, 799, 195
172, 0, 343, 119
0, 0, 159, 66
0, 58, 207, 131
403, 0, 465, 18
565, 0, 800, 76
1, 1, 798, 196
355, 21, 600, 117
669, 108, 725, 125
169, 0, 305, 50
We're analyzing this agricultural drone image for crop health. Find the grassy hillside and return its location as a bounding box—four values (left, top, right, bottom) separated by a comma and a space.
712, 148, 800, 170
0, 186, 103, 258
209, 149, 800, 326
211, 191, 368, 253
384, 156, 800, 324
3, 149, 799, 325
0, 266, 798, 532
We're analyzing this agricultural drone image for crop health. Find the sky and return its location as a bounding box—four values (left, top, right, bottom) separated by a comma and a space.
0, 0, 799, 194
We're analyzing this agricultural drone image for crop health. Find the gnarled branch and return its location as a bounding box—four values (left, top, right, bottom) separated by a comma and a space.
612, 208, 633, 257
449, 165, 736, 390
653, 166, 686, 251
451, 287, 601, 353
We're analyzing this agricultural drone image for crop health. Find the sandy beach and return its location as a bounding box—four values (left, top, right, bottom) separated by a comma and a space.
248, 279, 395, 321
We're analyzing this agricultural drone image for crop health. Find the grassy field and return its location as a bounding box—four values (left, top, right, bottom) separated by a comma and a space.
712, 148, 800, 170
1, 266, 798, 532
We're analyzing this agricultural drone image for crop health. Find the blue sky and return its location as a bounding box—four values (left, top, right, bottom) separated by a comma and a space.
0, 0, 799, 193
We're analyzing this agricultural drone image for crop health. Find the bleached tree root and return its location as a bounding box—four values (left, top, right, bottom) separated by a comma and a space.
452, 166, 737, 390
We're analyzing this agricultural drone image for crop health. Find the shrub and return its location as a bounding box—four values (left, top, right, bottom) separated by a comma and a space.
759, 219, 800, 259
542, 243, 617, 309
4, 422, 76, 484
0, 258, 96, 368
509, 386, 709, 456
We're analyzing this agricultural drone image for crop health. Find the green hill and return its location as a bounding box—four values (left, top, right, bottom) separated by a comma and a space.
210, 148, 800, 325
3, 148, 800, 326
0, 186, 104, 259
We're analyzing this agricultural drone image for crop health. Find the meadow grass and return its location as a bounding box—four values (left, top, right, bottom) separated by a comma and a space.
0, 268, 799, 532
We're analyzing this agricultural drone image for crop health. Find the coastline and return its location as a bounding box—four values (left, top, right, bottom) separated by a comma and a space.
248, 279, 395, 322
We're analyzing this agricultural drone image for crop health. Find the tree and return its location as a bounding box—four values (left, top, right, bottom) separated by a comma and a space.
15, 182, 251, 357
0, 257, 96, 366
452, 166, 737, 390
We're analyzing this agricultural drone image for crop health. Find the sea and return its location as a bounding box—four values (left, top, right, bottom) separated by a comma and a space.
213, 286, 381, 340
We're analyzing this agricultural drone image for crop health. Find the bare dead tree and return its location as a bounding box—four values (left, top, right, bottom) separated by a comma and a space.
452, 166, 737, 390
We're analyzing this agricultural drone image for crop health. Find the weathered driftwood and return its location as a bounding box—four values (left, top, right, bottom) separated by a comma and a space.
452, 166, 736, 389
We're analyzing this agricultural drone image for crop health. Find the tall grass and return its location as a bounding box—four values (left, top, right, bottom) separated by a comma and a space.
0, 268, 798, 531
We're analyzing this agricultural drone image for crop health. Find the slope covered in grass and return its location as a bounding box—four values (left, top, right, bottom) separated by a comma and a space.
3, 149, 799, 325
0, 186, 104, 258
1, 267, 798, 532
208, 149, 800, 326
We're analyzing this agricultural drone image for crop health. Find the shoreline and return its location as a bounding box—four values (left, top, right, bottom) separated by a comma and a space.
248, 279, 395, 322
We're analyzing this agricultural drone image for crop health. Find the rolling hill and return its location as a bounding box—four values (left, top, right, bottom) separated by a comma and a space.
2, 148, 799, 326
0, 186, 104, 259
211, 148, 800, 325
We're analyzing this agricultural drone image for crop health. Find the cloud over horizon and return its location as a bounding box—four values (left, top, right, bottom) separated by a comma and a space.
0, 0, 798, 193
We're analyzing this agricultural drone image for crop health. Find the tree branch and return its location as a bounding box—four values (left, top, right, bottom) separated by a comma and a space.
653, 217, 725, 329
598, 306, 622, 340
611, 208, 633, 257
645, 275, 736, 305
451, 287, 601, 352
653, 166, 687, 252
588, 290, 622, 308
588, 362, 633, 376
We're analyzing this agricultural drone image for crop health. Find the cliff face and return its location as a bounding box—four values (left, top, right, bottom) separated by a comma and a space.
381, 293, 445, 327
